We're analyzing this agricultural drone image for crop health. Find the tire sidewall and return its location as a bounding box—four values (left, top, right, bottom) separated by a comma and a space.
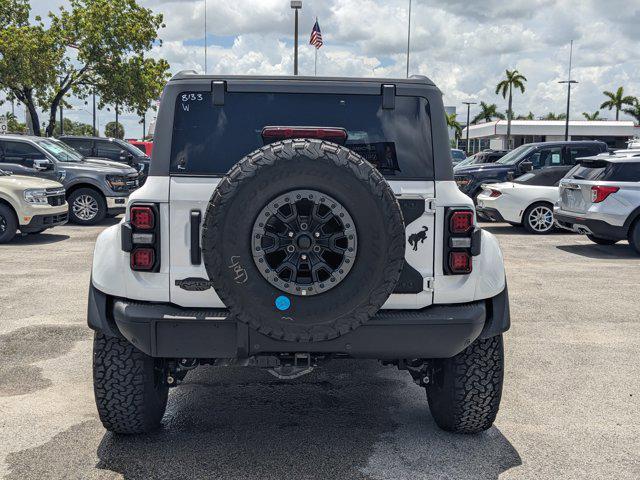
68, 188, 107, 225
0, 204, 18, 243
203, 140, 405, 342
523, 202, 554, 234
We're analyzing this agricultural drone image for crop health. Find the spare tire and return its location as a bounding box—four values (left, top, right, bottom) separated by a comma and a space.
202, 139, 405, 342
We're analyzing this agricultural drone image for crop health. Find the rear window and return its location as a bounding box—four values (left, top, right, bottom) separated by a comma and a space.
170, 92, 433, 179
567, 161, 640, 182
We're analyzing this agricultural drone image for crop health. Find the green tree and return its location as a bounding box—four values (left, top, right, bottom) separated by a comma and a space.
515, 111, 535, 120
471, 101, 505, 124
3, 112, 27, 134
600, 87, 635, 121
582, 111, 601, 121
0, 0, 29, 28
0, 0, 169, 137
623, 98, 640, 124
542, 112, 566, 120
446, 113, 463, 141
53, 118, 94, 136
105, 121, 124, 139
495, 69, 527, 148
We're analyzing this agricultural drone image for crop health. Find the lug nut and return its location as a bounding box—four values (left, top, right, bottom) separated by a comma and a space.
301, 254, 307, 260
288, 232, 294, 238
314, 232, 320, 238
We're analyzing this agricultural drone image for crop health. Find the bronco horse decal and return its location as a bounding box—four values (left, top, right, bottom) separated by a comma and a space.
408, 226, 429, 251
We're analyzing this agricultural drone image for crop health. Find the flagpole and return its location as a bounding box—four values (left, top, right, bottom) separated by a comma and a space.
314, 48, 317, 76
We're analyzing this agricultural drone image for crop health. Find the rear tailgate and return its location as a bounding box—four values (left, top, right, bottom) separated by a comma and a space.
559, 180, 592, 214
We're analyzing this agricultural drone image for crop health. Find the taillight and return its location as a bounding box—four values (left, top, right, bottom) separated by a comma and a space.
489, 189, 502, 198
444, 208, 479, 275
261, 126, 348, 144
130, 206, 155, 230
449, 251, 472, 274
591, 185, 619, 203
450, 210, 474, 234
123, 203, 160, 272
130, 247, 155, 271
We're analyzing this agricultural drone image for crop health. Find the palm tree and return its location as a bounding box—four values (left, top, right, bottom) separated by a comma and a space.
446, 113, 463, 141
623, 98, 640, 124
495, 69, 527, 148
515, 111, 535, 120
542, 112, 566, 120
471, 101, 505, 124
582, 111, 601, 121
600, 87, 635, 121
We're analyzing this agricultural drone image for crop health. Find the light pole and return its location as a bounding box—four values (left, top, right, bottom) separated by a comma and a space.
406, 0, 412, 78
204, 0, 207, 74
462, 101, 477, 153
59, 77, 64, 136
559, 40, 577, 141
92, 87, 96, 137
291, 1, 302, 75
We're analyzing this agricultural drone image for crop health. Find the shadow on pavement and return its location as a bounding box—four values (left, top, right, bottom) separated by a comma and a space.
481, 222, 575, 237
556, 243, 637, 259
5, 361, 521, 480
7, 232, 70, 245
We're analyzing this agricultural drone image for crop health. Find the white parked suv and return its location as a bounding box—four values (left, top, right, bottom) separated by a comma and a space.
88, 74, 511, 435
555, 153, 640, 253
477, 166, 573, 234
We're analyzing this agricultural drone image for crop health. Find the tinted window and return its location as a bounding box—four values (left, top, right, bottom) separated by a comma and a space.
63, 138, 93, 156
528, 147, 562, 168
515, 166, 572, 186
115, 139, 146, 158
567, 161, 640, 182
0, 141, 44, 163
95, 141, 124, 161
451, 150, 465, 160
568, 146, 600, 165
170, 92, 434, 179
36, 139, 84, 162
495, 145, 536, 165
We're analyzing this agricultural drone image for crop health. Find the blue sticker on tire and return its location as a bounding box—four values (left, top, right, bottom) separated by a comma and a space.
275, 295, 291, 311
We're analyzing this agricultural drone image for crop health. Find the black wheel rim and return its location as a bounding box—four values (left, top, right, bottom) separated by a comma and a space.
0, 215, 6, 234
252, 189, 357, 296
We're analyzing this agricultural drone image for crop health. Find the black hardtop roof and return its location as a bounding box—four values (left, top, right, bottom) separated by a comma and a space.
169, 71, 436, 86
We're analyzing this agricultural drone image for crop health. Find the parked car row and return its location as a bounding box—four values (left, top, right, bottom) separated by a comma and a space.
0, 134, 152, 242
454, 141, 640, 254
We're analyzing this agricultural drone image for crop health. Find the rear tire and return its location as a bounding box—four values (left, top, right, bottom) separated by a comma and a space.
426, 335, 504, 434
68, 188, 107, 225
586, 235, 618, 246
523, 202, 554, 234
93, 332, 168, 434
0, 204, 18, 243
628, 219, 640, 255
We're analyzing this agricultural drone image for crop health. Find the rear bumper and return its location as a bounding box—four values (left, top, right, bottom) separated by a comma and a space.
87, 284, 510, 360
476, 206, 506, 223
554, 211, 627, 240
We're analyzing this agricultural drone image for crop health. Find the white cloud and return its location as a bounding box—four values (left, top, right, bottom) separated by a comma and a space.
8, 0, 640, 137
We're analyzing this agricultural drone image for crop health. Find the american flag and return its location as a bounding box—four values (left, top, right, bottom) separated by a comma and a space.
309, 19, 323, 49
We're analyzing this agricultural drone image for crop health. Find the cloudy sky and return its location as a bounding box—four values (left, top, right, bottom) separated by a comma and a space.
11, 0, 640, 137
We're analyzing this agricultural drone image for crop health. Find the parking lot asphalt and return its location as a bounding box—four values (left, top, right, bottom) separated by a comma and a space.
1, 219, 639, 480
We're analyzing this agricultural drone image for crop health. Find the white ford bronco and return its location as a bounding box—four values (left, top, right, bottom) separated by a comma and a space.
88, 73, 510, 435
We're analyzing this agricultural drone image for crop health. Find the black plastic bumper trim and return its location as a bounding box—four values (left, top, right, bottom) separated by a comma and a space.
87, 284, 510, 360
555, 213, 627, 240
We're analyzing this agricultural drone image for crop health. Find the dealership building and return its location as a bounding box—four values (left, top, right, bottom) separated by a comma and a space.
460, 120, 638, 153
